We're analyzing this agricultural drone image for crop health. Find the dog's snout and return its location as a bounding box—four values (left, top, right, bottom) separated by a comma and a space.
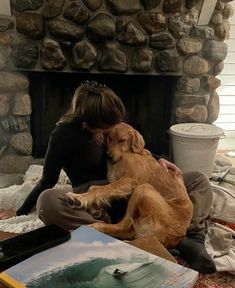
106, 151, 114, 161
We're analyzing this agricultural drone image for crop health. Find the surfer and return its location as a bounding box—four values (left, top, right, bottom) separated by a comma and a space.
113, 268, 127, 277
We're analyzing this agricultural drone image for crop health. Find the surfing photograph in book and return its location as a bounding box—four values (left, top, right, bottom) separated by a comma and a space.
0, 226, 198, 288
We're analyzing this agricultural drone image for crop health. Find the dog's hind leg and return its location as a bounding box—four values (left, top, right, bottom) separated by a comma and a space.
89, 184, 148, 239
90, 183, 161, 240
90, 217, 135, 240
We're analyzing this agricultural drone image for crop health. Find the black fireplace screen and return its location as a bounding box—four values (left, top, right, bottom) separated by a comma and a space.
28, 72, 178, 158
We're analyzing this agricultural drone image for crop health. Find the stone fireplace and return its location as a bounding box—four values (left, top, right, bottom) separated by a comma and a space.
0, 0, 233, 173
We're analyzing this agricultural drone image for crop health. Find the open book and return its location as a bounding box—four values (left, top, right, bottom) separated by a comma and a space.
0, 226, 198, 288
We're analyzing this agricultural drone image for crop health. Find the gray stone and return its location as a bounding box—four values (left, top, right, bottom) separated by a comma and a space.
214, 62, 224, 76
40, 39, 66, 70
201, 75, 221, 92
157, 49, 181, 72
13, 93, 32, 115
177, 77, 200, 93
0, 155, 36, 174
138, 12, 166, 35
106, 0, 142, 15
0, 31, 14, 45
188, 7, 199, 26
214, 20, 230, 40
163, 0, 184, 13
223, 3, 234, 19
190, 26, 214, 39
0, 94, 9, 116
183, 55, 209, 77
0, 44, 11, 70
168, 15, 192, 38
42, 0, 65, 19
87, 13, 115, 42
82, 0, 103, 11
211, 11, 223, 25
216, 1, 225, 11
48, 20, 84, 41
0, 173, 24, 188
177, 37, 202, 55
0, 18, 14, 32
203, 40, 228, 63
1, 117, 29, 132
207, 91, 220, 123
64, 1, 89, 24
11, 36, 39, 69
0, 72, 29, 93
0, 136, 8, 159
10, 132, 32, 155
131, 48, 153, 72
70, 40, 97, 70
118, 22, 146, 46
99, 42, 127, 72
16, 12, 44, 39
142, 0, 161, 10
11, 0, 43, 11
175, 104, 208, 123
150, 32, 175, 50
176, 93, 210, 106
185, 0, 199, 9
116, 17, 131, 33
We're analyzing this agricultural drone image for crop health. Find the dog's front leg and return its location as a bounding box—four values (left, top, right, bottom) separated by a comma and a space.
66, 177, 137, 209
66, 191, 94, 210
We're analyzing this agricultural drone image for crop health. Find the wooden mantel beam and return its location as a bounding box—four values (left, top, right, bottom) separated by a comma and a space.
0, 0, 11, 16
197, 0, 218, 25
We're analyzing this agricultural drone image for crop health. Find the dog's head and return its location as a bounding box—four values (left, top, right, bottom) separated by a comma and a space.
105, 122, 145, 163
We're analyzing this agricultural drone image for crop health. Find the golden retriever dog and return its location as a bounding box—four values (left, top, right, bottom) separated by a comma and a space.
67, 123, 193, 259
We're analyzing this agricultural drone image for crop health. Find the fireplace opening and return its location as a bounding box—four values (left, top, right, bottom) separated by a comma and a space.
28, 72, 178, 158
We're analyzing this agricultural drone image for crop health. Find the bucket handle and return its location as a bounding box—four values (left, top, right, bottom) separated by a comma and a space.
182, 125, 206, 132
168, 126, 225, 138
182, 125, 225, 138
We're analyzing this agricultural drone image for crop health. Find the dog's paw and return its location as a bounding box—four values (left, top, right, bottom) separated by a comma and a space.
89, 222, 106, 233
66, 192, 91, 209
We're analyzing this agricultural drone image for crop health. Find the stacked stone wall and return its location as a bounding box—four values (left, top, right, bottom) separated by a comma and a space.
0, 0, 234, 173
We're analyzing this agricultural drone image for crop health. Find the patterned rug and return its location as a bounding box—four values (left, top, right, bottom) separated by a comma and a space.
194, 272, 235, 288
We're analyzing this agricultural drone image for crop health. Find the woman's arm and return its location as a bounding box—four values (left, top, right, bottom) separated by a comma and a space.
17, 127, 65, 215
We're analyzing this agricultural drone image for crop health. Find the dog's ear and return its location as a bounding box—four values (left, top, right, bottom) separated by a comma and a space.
131, 130, 145, 154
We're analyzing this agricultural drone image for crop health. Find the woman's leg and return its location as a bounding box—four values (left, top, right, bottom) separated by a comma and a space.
183, 171, 213, 237
36, 187, 100, 231
176, 171, 216, 274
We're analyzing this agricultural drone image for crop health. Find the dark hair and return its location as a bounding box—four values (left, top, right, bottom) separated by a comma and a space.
59, 81, 125, 128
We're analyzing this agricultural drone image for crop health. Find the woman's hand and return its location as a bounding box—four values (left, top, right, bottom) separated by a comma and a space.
158, 158, 182, 175
0, 209, 16, 220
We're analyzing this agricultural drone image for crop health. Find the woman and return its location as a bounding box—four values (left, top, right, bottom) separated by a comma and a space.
0, 81, 215, 273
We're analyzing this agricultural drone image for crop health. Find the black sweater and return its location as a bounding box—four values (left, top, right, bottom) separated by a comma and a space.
17, 119, 107, 216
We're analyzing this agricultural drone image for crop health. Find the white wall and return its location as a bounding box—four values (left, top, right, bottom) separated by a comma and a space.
216, 1, 235, 150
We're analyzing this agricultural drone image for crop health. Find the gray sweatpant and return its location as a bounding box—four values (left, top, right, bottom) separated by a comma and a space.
37, 171, 213, 235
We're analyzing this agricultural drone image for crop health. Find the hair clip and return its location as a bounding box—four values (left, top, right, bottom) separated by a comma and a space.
82, 80, 105, 94
82, 80, 100, 94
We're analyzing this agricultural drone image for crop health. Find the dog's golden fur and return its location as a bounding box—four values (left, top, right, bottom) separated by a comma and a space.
67, 122, 193, 250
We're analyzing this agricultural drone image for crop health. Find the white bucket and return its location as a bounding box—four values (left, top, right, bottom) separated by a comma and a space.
169, 123, 224, 178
